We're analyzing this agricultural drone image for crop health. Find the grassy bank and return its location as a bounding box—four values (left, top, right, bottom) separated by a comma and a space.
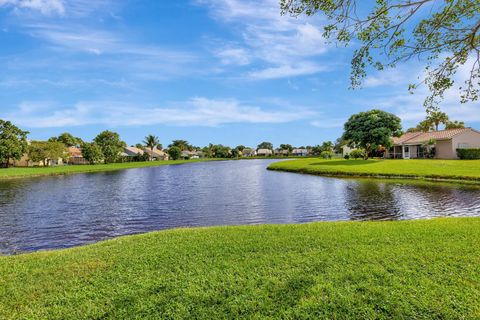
1, 218, 479, 319
0, 159, 218, 179
268, 158, 480, 183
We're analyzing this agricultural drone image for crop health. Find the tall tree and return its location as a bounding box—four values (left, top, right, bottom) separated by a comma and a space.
93, 131, 125, 164
0, 120, 29, 167
445, 120, 466, 129
281, 0, 480, 108
426, 109, 449, 131
343, 109, 402, 159
49, 133, 83, 147
81, 143, 104, 165
279, 144, 293, 153
143, 135, 160, 161
168, 140, 191, 151
257, 141, 273, 150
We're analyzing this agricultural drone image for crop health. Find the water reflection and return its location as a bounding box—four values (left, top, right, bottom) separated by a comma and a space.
0, 160, 479, 254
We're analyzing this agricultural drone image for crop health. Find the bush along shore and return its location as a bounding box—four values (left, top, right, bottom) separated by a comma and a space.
268, 158, 480, 184
0, 218, 479, 319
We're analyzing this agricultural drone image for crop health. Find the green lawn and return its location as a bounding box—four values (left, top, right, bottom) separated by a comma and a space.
0, 218, 479, 319
0, 159, 218, 179
268, 158, 480, 183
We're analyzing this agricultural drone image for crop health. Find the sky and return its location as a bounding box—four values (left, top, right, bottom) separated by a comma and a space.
0, 0, 479, 148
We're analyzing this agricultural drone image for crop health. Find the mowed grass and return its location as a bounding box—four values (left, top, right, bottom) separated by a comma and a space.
0, 159, 218, 179
268, 158, 480, 182
0, 218, 479, 319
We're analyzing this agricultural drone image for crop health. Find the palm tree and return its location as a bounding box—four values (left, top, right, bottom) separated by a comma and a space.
143, 135, 160, 161
426, 110, 449, 131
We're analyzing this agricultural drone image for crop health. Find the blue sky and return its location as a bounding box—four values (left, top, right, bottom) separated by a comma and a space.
0, 0, 479, 148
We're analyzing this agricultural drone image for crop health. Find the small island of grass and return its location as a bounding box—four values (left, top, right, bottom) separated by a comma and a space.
268, 158, 480, 183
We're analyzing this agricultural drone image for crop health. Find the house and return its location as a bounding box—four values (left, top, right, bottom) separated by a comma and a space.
143, 147, 169, 160
292, 148, 308, 156
242, 148, 257, 157
257, 149, 273, 157
123, 146, 145, 157
67, 147, 89, 165
181, 150, 200, 159
386, 128, 480, 159
274, 149, 290, 156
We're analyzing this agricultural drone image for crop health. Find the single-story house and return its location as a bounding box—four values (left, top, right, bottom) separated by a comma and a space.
144, 147, 169, 160
274, 149, 290, 156
386, 128, 480, 159
67, 147, 89, 165
292, 148, 308, 156
257, 149, 273, 157
123, 146, 145, 157
242, 148, 257, 157
181, 150, 201, 159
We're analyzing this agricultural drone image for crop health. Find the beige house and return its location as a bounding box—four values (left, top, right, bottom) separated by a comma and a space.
143, 147, 169, 160
387, 128, 480, 159
256, 149, 273, 157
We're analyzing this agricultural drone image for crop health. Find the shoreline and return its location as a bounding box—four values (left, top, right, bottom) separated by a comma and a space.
267, 158, 480, 185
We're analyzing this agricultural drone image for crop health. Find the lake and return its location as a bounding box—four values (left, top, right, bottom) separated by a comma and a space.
1, 159, 480, 254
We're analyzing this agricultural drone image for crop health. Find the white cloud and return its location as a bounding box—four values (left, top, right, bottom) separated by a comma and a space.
4, 97, 316, 128
249, 63, 329, 80
0, 0, 65, 15
310, 118, 346, 129
198, 0, 329, 79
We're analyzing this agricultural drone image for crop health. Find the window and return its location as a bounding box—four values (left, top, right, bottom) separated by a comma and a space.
404, 146, 409, 152
458, 143, 469, 149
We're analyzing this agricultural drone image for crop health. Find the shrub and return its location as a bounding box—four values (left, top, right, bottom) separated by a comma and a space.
349, 149, 365, 159
456, 148, 480, 160
344, 154, 350, 160
320, 151, 333, 159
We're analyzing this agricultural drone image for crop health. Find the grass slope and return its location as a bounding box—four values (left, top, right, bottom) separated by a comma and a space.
1, 218, 479, 319
268, 158, 480, 183
0, 159, 217, 179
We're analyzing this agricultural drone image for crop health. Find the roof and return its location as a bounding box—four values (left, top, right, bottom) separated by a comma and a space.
67, 147, 83, 157
393, 128, 479, 145
257, 148, 272, 153
292, 148, 308, 153
144, 148, 166, 157
124, 146, 144, 155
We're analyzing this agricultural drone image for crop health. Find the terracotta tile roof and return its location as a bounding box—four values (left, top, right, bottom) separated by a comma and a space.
393, 128, 477, 145
392, 132, 422, 145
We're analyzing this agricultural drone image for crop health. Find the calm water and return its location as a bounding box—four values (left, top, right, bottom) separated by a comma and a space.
1, 159, 480, 254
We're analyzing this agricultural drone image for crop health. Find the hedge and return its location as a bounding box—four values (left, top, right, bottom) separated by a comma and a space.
456, 148, 480, 159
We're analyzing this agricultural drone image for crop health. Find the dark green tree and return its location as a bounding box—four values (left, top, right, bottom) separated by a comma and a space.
49, 133, 83, 147
168, 146, 182, 160
93, 131, 126, 163
81, 143, 104, 165
281, 0, 480, 107
168, 140, 191, 151
445, 120, 465, 129
257, 141, 273, 150
279, 144, 293, 153
0, 120, 29, 167
343, 109, 402, 159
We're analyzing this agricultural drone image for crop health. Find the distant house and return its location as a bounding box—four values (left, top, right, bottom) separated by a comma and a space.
274, 149, 289, 156
181, 150, 200, 159
67, 147, 89, 165
292, 148, 308, 156
386, 128, 480, 159
144, 147, 168, 160
242, 148, 257, 157
123, 146, 145, 157
257, 149, 273, 157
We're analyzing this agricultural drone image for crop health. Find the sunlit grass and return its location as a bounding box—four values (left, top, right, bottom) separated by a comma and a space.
268, 158, 480, 182
0, 218, 479, 319
0, 159, 218, 179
